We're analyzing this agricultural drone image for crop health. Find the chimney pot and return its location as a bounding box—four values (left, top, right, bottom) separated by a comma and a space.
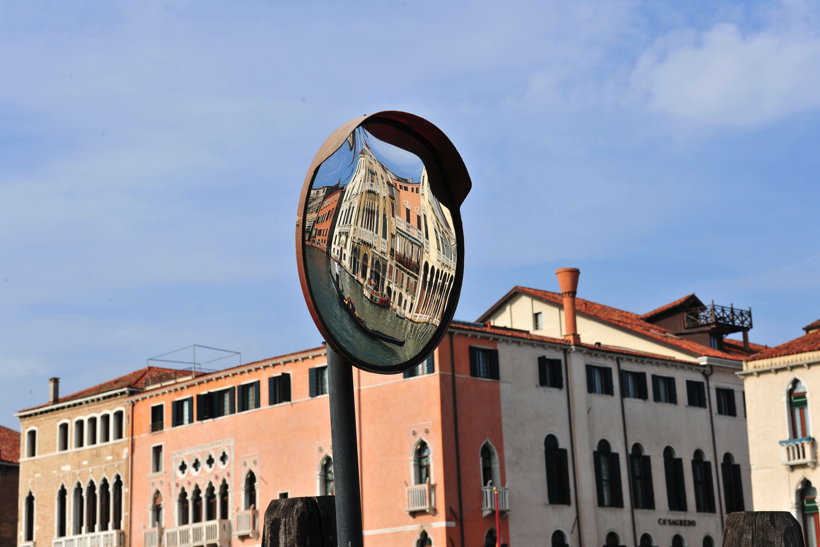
555, 268, 581, 344
49, 377, 60, 404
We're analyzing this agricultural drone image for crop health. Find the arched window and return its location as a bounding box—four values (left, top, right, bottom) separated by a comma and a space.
789, 379, 810, 439
721, 452, 744, 513
57, 485, 67, 537
73, 482, 84, 534
24, 491, 35, 542
703, 536, 715, 547
112, 476, 123, 530
58, 422, 69, 452
191, 485, 203, 523
545, 435, 571, 505
629, 443, 654, 509
85, 480, 97, 533
552, 530, 569, 547
151, 491, 163, 527
414, 440, 431, 485
25, 429, 37, 458
605, 531, 623, 547
691, 450, 716, 513
99, 478, 110, 531
178, 488, 189, 526
416, 529, 432, 547
594, 440, 623, 508
799, 480, 820, 547
87, 416, 97, 446
219, 480, 229, 520
100, 414, 110, 443
639, 533, 654, 547
672, 534, 685, 547
480, 442, 500, 487
484, 527, 497, 547
663, 446, 687, 511
244, 471, 257, 510
320, 456, 335, 495
205, 483, 217, 521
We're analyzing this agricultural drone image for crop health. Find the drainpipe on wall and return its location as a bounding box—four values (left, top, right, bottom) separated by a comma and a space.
615, 357, 638, 547
702, 364, 726, 527
562, 347, 584, 547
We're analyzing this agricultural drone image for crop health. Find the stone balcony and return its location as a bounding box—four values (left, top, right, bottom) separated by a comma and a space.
406, 480, 436, 513
780, 437, 817, 468
234, 508, 258, 538
164, 520, 231, 547
481, 485, 510, 517
52, 530, 125, 547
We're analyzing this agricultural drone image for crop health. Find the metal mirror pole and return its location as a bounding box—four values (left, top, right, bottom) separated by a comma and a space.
327, 346, 364, 547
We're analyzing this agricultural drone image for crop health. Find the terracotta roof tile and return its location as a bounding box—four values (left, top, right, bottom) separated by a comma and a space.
747, 329, 820, 362
804, 319, 820, 333
0, 425, 20, 464
722, 338, 768, 357
480, 286, 747, 361
640, 294, 701, 320
20, 366, 196, 413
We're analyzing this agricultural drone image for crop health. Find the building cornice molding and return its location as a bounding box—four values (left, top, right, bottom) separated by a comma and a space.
15, 388, 134, 419
740, 351, 820, 377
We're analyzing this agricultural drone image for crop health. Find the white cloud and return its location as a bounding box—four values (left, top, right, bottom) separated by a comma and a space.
631, 3, 820, 128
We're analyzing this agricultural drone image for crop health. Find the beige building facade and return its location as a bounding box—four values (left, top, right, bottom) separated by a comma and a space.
741, 321, 820, 546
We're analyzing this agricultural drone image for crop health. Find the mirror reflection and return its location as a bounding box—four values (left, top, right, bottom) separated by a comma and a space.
303, 126, 458, 368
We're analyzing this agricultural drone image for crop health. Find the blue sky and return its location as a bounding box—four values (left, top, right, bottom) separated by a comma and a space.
1, 0, 818, 429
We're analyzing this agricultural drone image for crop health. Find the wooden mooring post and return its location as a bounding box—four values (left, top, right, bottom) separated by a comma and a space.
723, 512, 804, 547
262, 496, 337, 547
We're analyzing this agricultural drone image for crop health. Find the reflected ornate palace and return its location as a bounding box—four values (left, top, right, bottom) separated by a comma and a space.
302, 127, 458, 368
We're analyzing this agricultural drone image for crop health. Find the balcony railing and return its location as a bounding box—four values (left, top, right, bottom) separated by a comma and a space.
481, 485, 510, 517
685, 303, 752, 330
144, 528, 161, 547
234, 508, 258, 538
406, 480, 436, 513
780, 437, 817, 467
53, 530, 125, 547
20, 543, 35, 547
164, 520, 231, 547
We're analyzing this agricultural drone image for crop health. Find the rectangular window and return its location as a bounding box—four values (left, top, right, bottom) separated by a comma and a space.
269, 374, 292, 405
533, 311, 543, 330
686, 380, 707, 408
469, 347, 499, 380
716, 388, 737, 416
652, 375, 677, 404
620, 370, 648, 399
237, 381, 261, 412
58, 423, 69, 452
197, 388, 235, 420
151, 445, 163, 473
113, 410, 124, 440
404, 354, 435, 378
150, 404, 164, 432
75, 420, 85, 448
172, 398, 194, 427
586, 365, 613, 395
538, 357, 563, 388
309, 366, 329, 397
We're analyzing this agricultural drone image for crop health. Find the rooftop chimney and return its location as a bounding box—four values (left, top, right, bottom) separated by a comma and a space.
49, 377, 60, 404
556, 268, 581, 345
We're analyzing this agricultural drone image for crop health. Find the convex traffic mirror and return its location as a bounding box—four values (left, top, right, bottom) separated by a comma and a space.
296, 111, 471, 373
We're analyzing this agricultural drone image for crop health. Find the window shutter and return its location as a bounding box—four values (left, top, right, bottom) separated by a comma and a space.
728, 391, 737, 416
687, 381, 696, 405
228, 388, 236, 414
538, 357, 548, 386
731, 464, 744, 511
545, 445, 558, 503
704, 462, 716, 512
586, 366, 595, 393
268, 377, 276, 405
282, 374, 291, 402
603, 368, 613, 395
593, 451, 605, 506
652, 375, 661, 401
403, 368, 415, 379
489, 350, 500, 380
619, 370, 627, 397
309, 368, 318, 397
551, 359, 563, 389
172, 402, 180, 427
638, 374, 648, 400
426, 354, 434, 374
559, 448, 571, 505
670, 380, 678, 404
674, 458, 687, 510
469, 347, 478, 377
253, 381, 260, 409
197, 394, 207, 421
642, 455, 655, 509
610, 452, 623, 507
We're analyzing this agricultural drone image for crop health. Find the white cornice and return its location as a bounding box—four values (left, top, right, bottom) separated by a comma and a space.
15, 388, 134, 419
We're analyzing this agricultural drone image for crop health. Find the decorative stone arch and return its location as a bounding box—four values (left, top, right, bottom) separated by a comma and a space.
410, 437, 433, 485
415, 528, 433, 547
786, 377, 811, 439
317, 454, 335, 496
55, 483, 68, 538
24, 426, 39, 459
